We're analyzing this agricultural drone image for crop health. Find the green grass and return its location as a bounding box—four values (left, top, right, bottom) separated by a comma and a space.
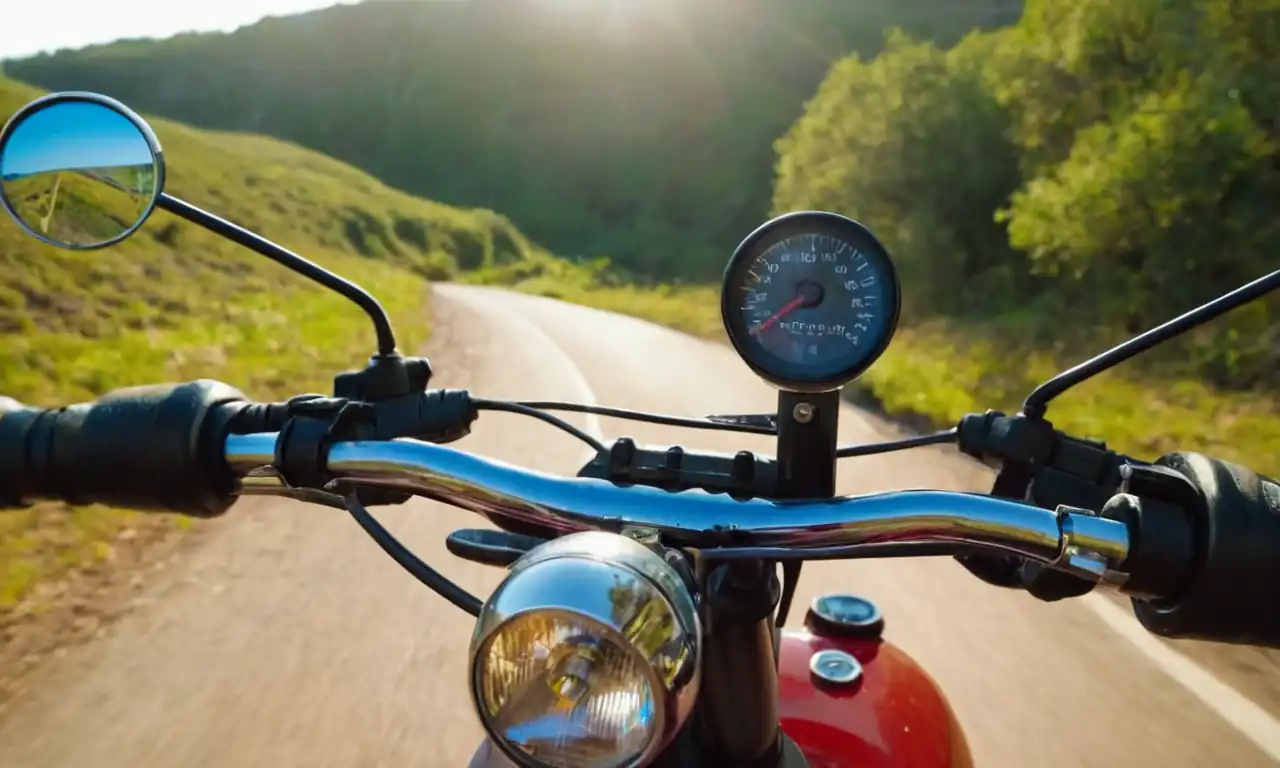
0, 74, 551, 619
481, 270, 1280, 479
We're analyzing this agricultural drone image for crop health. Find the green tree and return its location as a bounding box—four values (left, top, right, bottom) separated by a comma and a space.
992, 0, 1279, 384
773, 0, 1278, 389
773, 30, 1024, 316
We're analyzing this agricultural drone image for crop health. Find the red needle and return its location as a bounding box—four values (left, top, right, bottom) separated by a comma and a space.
750, 295, 805, 336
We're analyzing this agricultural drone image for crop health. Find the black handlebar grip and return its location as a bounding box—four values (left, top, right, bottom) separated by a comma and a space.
1132, 453, 1280, 648
0, 380, 250, 517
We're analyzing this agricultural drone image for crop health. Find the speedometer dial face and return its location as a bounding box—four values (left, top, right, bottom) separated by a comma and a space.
721, 211, 901, 392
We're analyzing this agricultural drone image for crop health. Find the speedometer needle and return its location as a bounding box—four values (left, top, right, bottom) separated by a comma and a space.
750, 295, 805, 336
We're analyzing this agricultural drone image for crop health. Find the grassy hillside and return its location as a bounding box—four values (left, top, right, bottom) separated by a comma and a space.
2, 0, 1023, 281
0, 73, 550, 644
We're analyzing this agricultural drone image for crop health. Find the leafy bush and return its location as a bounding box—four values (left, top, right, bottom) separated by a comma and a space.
774, 0, 1279, 390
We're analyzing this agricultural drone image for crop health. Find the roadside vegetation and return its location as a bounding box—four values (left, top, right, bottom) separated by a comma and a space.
768, 0, 1278, 468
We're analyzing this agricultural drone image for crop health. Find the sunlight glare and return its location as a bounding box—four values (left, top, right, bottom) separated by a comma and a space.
529, 0, 663, 20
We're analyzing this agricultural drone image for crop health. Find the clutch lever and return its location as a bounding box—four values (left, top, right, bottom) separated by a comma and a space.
447, 528, 548, 567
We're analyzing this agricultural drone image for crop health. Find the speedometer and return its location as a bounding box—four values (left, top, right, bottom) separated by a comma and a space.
721, 211, 901, 392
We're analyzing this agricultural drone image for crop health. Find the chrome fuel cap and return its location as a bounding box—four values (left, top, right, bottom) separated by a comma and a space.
809, 649, 863, 687
805, 593, 884, 639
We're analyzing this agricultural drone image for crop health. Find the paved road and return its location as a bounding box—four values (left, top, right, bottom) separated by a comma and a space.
0, 285, 1273, 767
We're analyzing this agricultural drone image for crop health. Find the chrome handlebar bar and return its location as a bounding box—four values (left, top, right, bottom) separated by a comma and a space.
224, 433, 1132, 584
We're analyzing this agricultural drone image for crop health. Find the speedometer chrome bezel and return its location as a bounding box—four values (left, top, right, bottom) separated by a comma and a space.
720, 211, 902, 393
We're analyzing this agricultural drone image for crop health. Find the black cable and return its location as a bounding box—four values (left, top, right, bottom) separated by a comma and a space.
505, 401, 955, 458
512, 400, 777, 435
700, 541, 986, 561
835, 427, 958, 458
342, 492, 483, 616
473, 398, 608, 454
775, 562, 802, 627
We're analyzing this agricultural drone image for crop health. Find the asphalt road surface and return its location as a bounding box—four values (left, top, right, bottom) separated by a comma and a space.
0, 285, 1275, 767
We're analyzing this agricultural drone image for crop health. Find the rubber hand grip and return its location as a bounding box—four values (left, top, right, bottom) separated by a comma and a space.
0, 380, 249, 517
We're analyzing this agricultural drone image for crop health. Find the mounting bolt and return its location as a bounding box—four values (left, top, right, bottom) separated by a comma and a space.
792, 402, 815, 424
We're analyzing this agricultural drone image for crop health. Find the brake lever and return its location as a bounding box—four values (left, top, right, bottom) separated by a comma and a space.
446, 528, 547, 567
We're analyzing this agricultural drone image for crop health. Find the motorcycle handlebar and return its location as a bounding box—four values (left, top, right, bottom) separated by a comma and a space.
225, 432, 1132, 578
3, 380, 1279, 648
0, 380, 1133, 577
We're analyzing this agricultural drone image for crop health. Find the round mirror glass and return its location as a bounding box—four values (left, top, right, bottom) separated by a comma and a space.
0, 96, 164, 249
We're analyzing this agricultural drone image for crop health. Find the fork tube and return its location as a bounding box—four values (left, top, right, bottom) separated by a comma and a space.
696, 559, 783, 762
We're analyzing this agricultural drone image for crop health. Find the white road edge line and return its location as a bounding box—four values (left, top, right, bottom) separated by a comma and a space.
1081, 593, 1280, 761
491, 286, 1280, 760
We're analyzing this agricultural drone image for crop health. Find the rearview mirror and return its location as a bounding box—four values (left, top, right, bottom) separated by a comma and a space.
0, 92, 165, 250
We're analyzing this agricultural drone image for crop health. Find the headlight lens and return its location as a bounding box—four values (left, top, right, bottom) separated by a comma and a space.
476, 611, 656, 766
469, 532, 700, 768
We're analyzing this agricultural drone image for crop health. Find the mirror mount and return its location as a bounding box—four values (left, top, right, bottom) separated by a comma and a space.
333, 353, 433, 402
154, 193, 400, 357
1022, 268, 1280, 420
156, 194, 429, 401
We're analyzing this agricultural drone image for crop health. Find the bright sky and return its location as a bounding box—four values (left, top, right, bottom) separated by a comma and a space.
2, 102, 155, 177
0, 0, 358, 60
0, 1, 668, 60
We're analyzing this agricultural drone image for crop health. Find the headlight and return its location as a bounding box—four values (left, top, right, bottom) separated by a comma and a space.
469, 532, 701, 768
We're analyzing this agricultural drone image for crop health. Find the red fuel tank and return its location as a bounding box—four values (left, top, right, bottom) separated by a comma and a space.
778, 625, 973, 768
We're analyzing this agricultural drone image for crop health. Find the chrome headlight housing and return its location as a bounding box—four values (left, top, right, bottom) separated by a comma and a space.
469, 531, 701, 768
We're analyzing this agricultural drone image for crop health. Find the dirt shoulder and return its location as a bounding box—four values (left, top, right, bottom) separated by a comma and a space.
0, 511, 203, 713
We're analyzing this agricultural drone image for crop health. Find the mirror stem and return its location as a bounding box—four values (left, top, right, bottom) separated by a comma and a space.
155, 193, 398, 355
1023, 268, 1280, 419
